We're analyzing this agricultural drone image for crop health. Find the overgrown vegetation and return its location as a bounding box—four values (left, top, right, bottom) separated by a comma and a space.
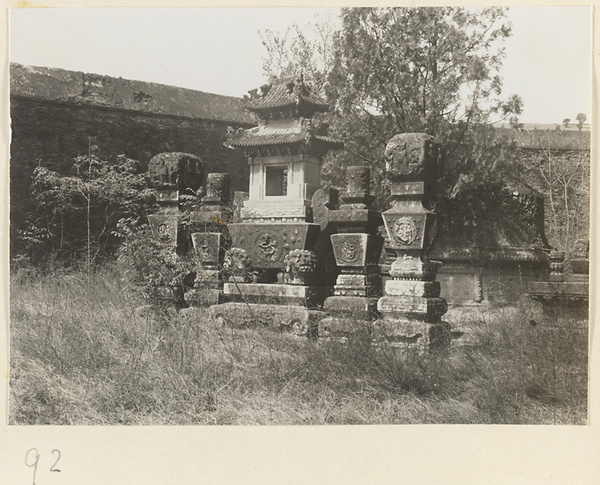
10, 266, 587, 425
15, 148, 155, 267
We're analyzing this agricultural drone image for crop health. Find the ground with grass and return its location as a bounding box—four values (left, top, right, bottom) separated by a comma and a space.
9, 266, 588, 425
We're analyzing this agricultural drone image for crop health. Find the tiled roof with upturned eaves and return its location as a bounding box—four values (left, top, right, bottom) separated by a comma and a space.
228, 126, 306, 147
227, 120, 342, 151
244, 74, 328, 114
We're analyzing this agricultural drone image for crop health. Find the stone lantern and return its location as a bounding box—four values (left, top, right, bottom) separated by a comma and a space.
227, 74, 341, 224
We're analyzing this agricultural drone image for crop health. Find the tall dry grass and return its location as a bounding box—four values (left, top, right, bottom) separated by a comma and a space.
9, 265, 588, 425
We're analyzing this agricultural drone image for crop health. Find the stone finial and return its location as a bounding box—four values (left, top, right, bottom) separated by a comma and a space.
548, 250, 566, 282
344, 166, 370, 197
148, 152, 205, 191
384, 133, 438, 181
203, 173, 231, 203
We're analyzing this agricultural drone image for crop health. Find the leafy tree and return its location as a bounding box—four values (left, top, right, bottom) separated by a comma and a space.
576, 112, 587, 131
563, 118, 571, 128
261, 7, 524, 212
328, 8, 513, 140
260, 12, 337, 97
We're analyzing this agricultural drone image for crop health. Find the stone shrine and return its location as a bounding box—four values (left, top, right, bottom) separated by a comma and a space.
227, 74, 340, 222
375, 134, 451, 349
209, 75, 342, 332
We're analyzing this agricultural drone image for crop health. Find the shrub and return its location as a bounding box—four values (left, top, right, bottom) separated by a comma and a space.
16, 152, 155, 266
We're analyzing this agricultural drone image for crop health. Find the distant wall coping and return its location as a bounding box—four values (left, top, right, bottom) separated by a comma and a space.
10, 62, 257, 127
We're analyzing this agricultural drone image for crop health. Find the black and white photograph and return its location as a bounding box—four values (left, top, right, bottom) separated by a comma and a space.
7, 4, 592, 431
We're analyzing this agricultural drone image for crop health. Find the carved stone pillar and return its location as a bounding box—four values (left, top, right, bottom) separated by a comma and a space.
185, 232, 225, 306
319, 166, 383, 337
186, 173, 233, 306
147, 152, 205, 248
192, 172, 232, 225
148, 189, 179, 247
376, 134, 450, 350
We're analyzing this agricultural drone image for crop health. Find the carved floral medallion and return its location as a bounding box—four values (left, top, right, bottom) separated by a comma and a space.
148, 214, 178, 247
392, 217, 418, 245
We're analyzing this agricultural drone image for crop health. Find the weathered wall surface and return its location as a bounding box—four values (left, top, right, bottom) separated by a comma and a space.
10, 63, 257, 252
10, 98, 252, 192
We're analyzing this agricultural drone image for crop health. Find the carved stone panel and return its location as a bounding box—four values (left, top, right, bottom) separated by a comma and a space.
382, 213, 429, 250
148, 214, 178, 247
228, 223, 320, 269
254, 231, 283, 263
191, 232, 222, 265
331, 233, 384, 268
311, 187, 339, 231
331, 233, 366, 266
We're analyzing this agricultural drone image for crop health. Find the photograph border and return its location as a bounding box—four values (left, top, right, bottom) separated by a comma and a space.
1, 1, 598, 483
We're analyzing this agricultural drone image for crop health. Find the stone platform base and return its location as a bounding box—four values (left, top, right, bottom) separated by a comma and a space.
323, 296, 380, 320
223, 283, 330, 307
318, 316, 453, 351
208, 302, 325, 337
184, 288, 224, 307
528, 281, 588, 321
318, 316, 373, 338
377, 296, 448, 323
372, 319, 452, 351
320, 296, 380, 337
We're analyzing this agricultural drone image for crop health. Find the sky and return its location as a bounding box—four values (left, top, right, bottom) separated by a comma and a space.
9, 6, 592, 124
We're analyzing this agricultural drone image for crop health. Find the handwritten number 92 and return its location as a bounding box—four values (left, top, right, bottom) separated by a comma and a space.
25, 448, 61, 485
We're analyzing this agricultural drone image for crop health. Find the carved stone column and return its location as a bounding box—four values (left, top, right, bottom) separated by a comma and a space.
187, 232, 225, 306
193, 172, 232, 225
147, 188, 179, 247
186, 173, 232, 306
376, 134, 450, 350
319, 166, 383, 337
548, 250, 565, 282
147, 152, 205, 248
